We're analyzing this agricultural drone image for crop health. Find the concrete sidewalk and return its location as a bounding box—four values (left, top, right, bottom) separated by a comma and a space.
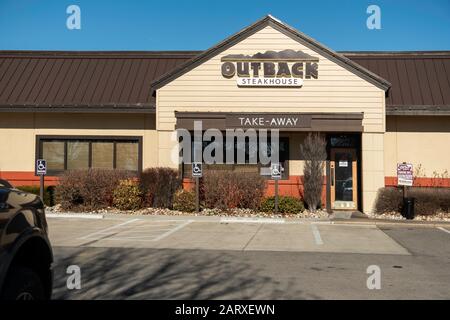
46, 211, 450, 228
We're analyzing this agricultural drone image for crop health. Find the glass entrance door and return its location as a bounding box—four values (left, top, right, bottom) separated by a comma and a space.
330, 148, 357, 210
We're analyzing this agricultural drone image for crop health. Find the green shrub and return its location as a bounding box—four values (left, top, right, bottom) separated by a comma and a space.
201, 171, 266, 210
139, 168, 181, 208
56, 169, 134, 211
16, 185, 55, 206
260, 196, 305, 214
374, 187, 450, 216
173, 189, 196, 212
113, 179, 142, 211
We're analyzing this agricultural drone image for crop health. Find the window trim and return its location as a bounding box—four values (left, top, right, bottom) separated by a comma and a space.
35, 135, 143, 175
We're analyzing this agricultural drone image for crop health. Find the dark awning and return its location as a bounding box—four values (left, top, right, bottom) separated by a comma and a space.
175, 112, 364, 132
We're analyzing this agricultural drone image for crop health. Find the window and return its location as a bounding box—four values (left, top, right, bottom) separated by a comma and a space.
42, 141, 65, 171
116, 142, 139, 171
37, 136, 141, 174
187, 134, 288, 164
67, 141, 89, 170
328, 134, 359, 148
181, 134, 289, 179
92, 142, 114, 169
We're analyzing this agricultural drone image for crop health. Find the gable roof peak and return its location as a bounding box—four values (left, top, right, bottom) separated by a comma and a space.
266, 14, 282, 23
151, 15, 391, 91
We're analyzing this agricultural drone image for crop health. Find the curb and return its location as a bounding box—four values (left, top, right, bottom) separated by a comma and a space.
45, 213, 104, 219
43, 212, 450, 227
220, 217, 286, 224
331, 220, 450, 228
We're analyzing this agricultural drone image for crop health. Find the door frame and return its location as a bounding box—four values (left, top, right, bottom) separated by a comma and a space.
330, 147, 358, 210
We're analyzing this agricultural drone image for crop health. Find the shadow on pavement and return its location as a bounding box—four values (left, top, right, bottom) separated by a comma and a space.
52, 246, 317, 300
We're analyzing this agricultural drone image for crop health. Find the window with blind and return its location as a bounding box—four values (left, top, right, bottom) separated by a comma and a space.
181, 136, 290, 179
38, 136, 141, 174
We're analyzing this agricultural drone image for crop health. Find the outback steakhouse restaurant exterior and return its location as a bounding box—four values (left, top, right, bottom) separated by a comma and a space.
0, 15, 449, 213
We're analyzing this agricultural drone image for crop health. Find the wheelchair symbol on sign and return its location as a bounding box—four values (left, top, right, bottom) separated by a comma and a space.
271, 163, 282, 179
192, 162, 202, 178
36, 159, 47, 175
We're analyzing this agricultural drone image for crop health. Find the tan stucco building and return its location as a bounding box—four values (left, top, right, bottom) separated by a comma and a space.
0, 16, 449, 213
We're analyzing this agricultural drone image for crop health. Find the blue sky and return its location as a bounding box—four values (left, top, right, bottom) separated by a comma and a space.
0, 0, 449, 51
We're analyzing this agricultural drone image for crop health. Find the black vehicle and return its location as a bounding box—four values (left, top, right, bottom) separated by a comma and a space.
0, 179, 53, 300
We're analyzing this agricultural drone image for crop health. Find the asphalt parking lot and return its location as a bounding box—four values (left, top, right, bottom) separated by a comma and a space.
47, 216, 450, 299
48, 216, 410, 255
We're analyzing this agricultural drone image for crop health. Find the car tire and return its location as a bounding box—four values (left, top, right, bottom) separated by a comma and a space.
1, 266, 45, 300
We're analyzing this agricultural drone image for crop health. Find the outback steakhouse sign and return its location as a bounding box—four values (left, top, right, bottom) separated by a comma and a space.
226, 113, 312, 129
221, 49, 319, 87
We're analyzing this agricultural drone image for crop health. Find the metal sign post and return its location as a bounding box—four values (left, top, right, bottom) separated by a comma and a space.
192, 162, 203, 213
36, 159, 47, 201
195, 176, 200, 213
274, 179, 279, 214
271, 163, 282, 214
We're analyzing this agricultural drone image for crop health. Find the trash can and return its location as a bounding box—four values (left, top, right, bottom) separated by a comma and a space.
401, 197, 415, 220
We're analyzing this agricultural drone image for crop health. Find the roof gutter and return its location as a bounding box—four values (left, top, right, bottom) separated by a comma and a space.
0, 104, 156, 114
386, 105, 450, 116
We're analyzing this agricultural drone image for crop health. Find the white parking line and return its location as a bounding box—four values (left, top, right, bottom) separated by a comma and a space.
152, 220, 193, 241
78, 218, 141, 239
101, 237, 159, 242
77, 218, 193, 243
131, 223, 180, 228
104, 235, 165, 239
46, 213, 104, 219
437, 227, 450, 235
116, 228, 174, 234
311, 224, 323, 245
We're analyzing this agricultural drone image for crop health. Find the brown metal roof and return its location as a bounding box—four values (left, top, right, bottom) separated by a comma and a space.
0, 51, 199, 112
0, 50, 449, 114
342, 51, 450, 109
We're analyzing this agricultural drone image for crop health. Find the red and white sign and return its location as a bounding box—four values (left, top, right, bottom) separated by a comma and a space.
397, 163, 413, 186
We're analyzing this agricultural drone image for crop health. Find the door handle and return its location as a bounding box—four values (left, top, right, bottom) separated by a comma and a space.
330, 164, 335, 187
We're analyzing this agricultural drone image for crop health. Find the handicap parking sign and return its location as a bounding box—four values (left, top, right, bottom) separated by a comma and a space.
271, 163, 282, 179
192, 162, 202, 178
36, 159, 47, 176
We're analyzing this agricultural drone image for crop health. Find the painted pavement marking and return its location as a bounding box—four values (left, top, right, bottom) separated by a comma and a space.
437, 227, 450, 235
78, 218, 141, 240
311, 224, 324, 245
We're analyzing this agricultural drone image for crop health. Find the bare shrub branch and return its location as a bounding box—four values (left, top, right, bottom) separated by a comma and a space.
300, 133, 327, 212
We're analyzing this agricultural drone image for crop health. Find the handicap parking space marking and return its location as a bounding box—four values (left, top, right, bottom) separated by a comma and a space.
437, 227, 450, 235
102, 219, 193, 242
78, 218, 141, 240
151, 220, 193, 242
78, 219, 194, 242
130, 222, 182, 229
310, 224, 323, 245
